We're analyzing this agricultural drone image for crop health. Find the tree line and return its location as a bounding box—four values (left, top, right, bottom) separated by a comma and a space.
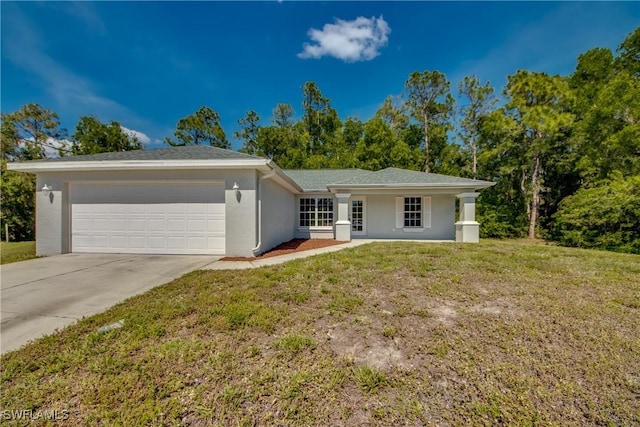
2, 28, 638, 253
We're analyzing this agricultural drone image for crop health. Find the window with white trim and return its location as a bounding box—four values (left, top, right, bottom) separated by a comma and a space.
299, 197, 334, 228
396, 196, 431, 230
404, 197, 422, 227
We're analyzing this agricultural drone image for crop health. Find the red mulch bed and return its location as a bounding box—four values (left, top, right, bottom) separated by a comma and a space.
220, 239, 344, 261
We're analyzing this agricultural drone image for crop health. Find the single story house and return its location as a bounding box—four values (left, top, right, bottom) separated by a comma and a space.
8, 146, 494, 257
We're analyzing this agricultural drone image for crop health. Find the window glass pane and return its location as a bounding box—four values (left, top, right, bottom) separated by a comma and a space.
299, 198, 315, 226
299, 197, 334, 227
403, 197, 422, 227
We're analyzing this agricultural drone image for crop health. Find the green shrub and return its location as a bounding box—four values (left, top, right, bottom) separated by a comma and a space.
552, 175, 640, 253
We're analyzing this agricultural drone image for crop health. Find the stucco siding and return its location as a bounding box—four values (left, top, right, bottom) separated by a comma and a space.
361, 194, 456, 240
259, 177, 295, 254
34, 169, 258, 257
35, 176, 65, 256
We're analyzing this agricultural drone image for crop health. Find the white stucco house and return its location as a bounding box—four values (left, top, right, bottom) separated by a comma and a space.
8, 146, 494, 257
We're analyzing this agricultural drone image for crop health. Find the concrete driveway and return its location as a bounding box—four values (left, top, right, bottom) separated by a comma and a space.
0, 253, 217, 354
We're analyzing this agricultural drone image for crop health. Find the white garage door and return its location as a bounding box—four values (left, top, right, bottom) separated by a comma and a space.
71, 182, 225, 255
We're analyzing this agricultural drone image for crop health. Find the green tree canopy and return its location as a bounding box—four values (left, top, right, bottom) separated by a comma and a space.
503, 70, 575, 238
301, 81, 341, 158
458, 75, 497, 178
71, 116, 142, 155
403, 70, 454, 172
553, 175, 640, 254
165, 106, 229, 148
235, 110, 261, 155
1, 103, 68, 160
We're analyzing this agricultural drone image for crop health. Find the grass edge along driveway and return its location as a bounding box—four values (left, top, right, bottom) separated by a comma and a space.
0, 241, 36, 265
1, 240, 639, 426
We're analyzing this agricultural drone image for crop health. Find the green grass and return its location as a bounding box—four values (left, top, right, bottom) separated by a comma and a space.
1, 240, 639, 425
0, 241, 36, 264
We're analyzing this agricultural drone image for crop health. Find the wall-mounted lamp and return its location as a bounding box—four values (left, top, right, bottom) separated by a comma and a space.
41, 184, 52, 197
232, 182, 241, 202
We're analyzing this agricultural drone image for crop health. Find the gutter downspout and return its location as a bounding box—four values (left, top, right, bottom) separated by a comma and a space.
252, 168, 277, 256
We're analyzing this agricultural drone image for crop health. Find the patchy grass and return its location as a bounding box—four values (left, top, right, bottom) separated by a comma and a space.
0, 241, 36, 264
1, 240, 639, 425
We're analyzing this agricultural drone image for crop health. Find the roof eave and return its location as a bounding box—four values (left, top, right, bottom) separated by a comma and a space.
265, 160, 304, 193
6, 159, 271, 173
327, 182, 495, 190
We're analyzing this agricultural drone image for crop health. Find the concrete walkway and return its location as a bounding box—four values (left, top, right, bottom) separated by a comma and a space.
202, 239, 453, 270
202, 240, 370, 270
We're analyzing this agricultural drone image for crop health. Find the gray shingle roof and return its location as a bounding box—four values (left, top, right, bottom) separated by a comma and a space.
29, 146, 262, 162
13, 145, 493, 190
283, 167, 493, 190
282, 169, 371, 191
331, 167, 492, 186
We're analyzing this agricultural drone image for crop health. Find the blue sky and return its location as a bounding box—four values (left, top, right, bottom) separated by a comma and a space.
2, 1, 639, 150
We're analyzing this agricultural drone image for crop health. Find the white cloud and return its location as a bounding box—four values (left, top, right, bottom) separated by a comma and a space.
298, 16, 391, 63
120, 126, 151, 145
18, 137, 72, 159
44, 138, 72, 158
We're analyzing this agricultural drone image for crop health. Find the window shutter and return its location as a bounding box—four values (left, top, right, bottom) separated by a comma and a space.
396, 197, 404, 228
423, 196, 432, 228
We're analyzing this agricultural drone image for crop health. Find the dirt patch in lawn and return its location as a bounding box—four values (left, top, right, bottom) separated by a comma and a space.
221, 238, 345, 261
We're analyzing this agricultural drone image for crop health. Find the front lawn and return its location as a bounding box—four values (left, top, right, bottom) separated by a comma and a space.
1, 240, 638, 425
0, 241, 36, 264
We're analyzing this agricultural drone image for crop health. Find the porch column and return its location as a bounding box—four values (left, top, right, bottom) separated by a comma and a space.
455, 192, 480, 243
334, 193, 351, 241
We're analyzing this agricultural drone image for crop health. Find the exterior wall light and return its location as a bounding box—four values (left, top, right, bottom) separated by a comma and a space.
233, 182, 240, 195
42, 184, 52, 197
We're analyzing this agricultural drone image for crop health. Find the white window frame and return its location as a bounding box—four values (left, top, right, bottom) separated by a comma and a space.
396, 196, 431, 232
298, 196, 335, 230
350, 196, 367, 236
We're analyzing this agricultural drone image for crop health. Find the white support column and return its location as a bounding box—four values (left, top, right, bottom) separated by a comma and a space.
334, 193, 351, 241
455, 192, 480, 243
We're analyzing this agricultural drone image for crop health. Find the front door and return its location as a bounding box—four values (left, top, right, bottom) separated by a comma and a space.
350, 197, 366, 236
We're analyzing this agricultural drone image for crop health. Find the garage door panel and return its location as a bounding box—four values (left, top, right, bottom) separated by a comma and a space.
186, 236, 206, 250
147, 236, 166, 249
129, 236, 147, 249
73, 234, 92, 248
167, 236, 186, 249
167, 219, 185, 232
167, 204, 186, 214
110, 204, 127, 214
91, 235, 109, 248
148, 219, 165, 232
207, 236, 225, 250
110, 235, 128, 249
73, 218, 92, 232
187, 219, 206, 232
92, 218, 110, 231
186, 204, 207, 214
129, 218, 146, 232
208, 219, 224, 230
128, 205, 146, 214
147, 204, 166, 214
71, 183, 225, 255
110, 218, 128, 230
207, 204, 225, 214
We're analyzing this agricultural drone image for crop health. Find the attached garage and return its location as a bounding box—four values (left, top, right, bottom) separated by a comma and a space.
70, 182, 225, 255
